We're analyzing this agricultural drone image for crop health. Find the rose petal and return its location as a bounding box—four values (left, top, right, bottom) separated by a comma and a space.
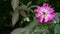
44, 16, 49, 22
42, 3, 49, 7
35, 14, 41, 18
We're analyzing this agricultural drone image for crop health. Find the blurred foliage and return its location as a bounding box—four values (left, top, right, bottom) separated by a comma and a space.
0, 0, 60, 27
0, 0, 60, 34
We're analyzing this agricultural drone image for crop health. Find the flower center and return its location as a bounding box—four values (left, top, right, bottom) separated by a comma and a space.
42, 11, 47, 16
41, 9, 48, 16
43, 12, 46, 15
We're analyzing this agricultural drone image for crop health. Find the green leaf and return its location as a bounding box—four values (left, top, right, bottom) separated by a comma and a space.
10, 28, 26, 34
25, 17, 38, 29
33, 27, 48, 34
11, 0, 19, 10
27, 1, 32, 6
12, 11, 19, 26
54, 13, 60, 23
20, 10, 26, 17
30, 5, 36, 8
56, 13, 60, 17
50, 20, 55, 29
19, 5, 27, 10
23, 18, 38, 34
54, 24, 60, 34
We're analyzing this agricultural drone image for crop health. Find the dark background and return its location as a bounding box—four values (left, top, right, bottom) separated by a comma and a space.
0, 0, 60, 34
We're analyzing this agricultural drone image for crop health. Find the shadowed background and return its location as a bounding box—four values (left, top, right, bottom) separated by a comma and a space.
0, 0, 60, 34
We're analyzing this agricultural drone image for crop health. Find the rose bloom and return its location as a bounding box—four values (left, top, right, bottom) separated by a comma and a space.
34, 3, 56, 23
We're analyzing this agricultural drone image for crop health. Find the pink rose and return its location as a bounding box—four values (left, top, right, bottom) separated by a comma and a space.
34, 3, 56, 23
